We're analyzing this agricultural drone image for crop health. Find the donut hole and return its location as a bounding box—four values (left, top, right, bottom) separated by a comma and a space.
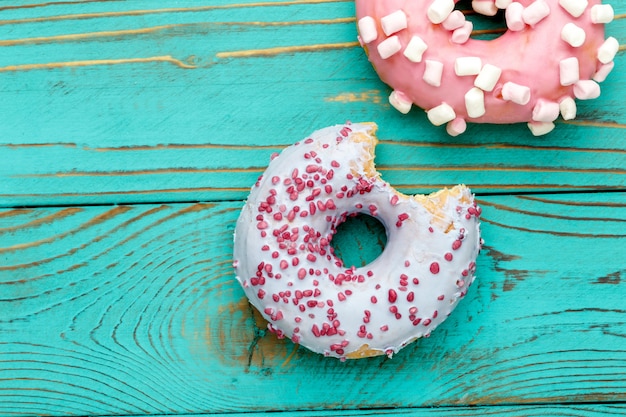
457, 0, 507, 41
331, 214, 387, 268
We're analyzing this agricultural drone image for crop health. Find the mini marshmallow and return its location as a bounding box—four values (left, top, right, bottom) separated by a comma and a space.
559, 57, 580, 86
442, 10, 466, 31
558, 0, 588, 18
423, 60, 444, 87
495, 0, 513, 9
474, 64, 502, 92
559, 97, 577, 120
532, 99, 560, 122
472, 0, 498, 16
389, 90, 412, 114
590, 4, 614, 24
427, 102, 456, 126
502, 82, 531, 105
561, 23, 586, 47
455, 57, 482, 76
452, 21, 473, 44
428, 0, 455, 24
593, 61, 615, 83
573, 80, 600, 100
381, 10, 408, 36
597, 37, 619, 64
522, 0, 550, 26
527, 121, 555, 136
377, 36, 402, 59
403, 36, 428, 63
446, 118, 467, 136
506, 2, 526, 32
358, 16, 378, 44
465, 87, 486, 118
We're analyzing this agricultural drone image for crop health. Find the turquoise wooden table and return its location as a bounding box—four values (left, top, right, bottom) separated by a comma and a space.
1, 0, 625, 416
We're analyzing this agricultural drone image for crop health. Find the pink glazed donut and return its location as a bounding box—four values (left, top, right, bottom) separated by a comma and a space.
356, 0, 618, 135
233, 123, 482, 360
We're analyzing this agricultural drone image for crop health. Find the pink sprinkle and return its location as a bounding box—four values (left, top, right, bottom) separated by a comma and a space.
312, 324, 321, 337
398, 213, 409, 221
257, 289, 265, 299
307, 254, 317, 262
370, 296, 378, 304
280, 260, 288, 270
331, 160, 340, 167
388, 289, 398, 303
390, 195, 399, 206
298, 268, 307, 279
430, 262, 440, 274
257, 221, 268, 230
407, 292, 415, 302
452, 240, 462, 250
338, 292, 346, 301
306, 164, 319, 173
380, 325, 389, 332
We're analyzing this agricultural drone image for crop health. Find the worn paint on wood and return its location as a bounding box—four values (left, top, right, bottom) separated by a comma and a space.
0, 0, 625, 416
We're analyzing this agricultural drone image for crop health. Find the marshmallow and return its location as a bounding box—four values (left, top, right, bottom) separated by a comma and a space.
506, 2, 526, 32
377, 36, 402, 59
465, 87, 486, 118
446, 118, 467, 136
590, 4, 614, 24
502, 82, 531, 105
389, 90, 412, 114
442, 10, 466, 31
427, 102, 456, 126
452, 21, 473, 44
593, 61, 615, 83
597, 37, 619, 64
403, 36, 428, 63
381, 10, 408, 36
428, 0, 455, 24
558, 0, 588, 18
455, 57, 482, 76
474, 64, 502, 92
559, 57, 580, 86
559, 97, 577, 120
561, 23, 586, 47
358, 16, 378, 44
423, 60, 444, 87
495, 0, 513, 9
472, 0, 498, 16
522, 0, 550, 26
573, 80, 600, 100
532, 99, 560, 122
527, 121, 556, 136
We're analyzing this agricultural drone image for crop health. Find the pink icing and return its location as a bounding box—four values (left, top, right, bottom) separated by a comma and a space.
356, 0, 617, 135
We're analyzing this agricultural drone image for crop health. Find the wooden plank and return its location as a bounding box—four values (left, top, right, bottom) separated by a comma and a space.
1, 192, 625, 415
0, 0, 625, 206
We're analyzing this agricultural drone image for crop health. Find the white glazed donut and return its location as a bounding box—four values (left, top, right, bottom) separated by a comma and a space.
356, 0, 618, 136
233, 123, 482, 359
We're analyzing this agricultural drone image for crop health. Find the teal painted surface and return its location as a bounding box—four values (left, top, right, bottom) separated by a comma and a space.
0, 0, 625, 416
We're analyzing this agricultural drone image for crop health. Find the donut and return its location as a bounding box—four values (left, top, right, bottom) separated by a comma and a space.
355, 0, 619, 136
233, 123, 482, 360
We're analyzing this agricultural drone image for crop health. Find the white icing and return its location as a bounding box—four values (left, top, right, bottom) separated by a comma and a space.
233, 123, 481, 359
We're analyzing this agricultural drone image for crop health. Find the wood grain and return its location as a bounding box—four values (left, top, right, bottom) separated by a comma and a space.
0, 0, 624, 206
2, 193, 625, 415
